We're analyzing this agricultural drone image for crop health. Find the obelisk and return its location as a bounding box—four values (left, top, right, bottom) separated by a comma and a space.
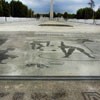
50, 0, 54, 20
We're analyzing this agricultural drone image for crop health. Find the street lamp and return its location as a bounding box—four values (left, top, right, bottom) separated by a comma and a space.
88, 0, 96, 24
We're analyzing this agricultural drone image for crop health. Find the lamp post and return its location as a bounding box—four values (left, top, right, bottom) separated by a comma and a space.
88, 0, 96, 24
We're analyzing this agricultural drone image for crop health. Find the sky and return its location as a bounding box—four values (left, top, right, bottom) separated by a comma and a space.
6, 0, 100, 14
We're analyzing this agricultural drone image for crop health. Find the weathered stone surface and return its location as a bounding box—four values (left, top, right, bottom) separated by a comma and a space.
0, 19, 100, 76
0, 81, 100, 100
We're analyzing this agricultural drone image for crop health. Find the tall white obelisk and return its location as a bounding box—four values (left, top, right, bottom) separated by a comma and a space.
50, 0, 54, 20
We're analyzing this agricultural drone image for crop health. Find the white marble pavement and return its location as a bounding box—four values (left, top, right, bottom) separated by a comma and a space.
0, 19, 100, 76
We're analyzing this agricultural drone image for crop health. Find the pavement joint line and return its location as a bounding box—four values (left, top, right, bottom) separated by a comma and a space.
0, 76, 100, 80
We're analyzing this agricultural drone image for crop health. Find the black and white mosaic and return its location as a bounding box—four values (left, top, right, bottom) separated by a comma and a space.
82, 92, 100, 100
0, 33, 100, 76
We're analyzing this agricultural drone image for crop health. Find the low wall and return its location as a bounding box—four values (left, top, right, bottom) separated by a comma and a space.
0, 17, 36, 23
0, 17, 100, 25
68, 19, 100, 25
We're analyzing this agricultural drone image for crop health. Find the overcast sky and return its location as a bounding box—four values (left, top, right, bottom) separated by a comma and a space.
6, 0, 100, 14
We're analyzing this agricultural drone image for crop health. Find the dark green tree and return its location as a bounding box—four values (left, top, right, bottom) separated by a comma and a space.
10, 0, 28, 17
42, 13, 49, 17
10, 0, 21, 17
53, 12, 57, 18
77, 8, 84, 19
56, 13, 63, 17
96, 8, 100, 19
88, 0, 95, 23
77, 8, 93, 19
63, 12, 68, 19
2, 0, 10, 17
68, 14, 76, 19
0, 0, 3, 16
0, 0, 10, 17
21, 4, 28, 17
84, 8, 94, 19
36, 13, 40, 19
0, 0, 34, 18
27, 9, 34, 17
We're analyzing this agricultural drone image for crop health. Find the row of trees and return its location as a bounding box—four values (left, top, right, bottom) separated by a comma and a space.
55, 0, 100, 19
0, 0, 76, 19
0, 0, 34, 17
36, 0, 100, 20
76, 7, 100, 19
0, 0, 100, 19
57, 7, 100, 19
35, 12, 76, 19
37, 7, 100, 19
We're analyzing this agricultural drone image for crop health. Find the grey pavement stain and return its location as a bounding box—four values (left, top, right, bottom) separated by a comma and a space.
12, 92, 25, 100
31, 41, 50, 50
76, 39, 94, 43
31, 89, 67, 100
60, 41, 95, 58
0, 91, 100, 100
0, 92, 9, 98
0, 48, 17, 64
0, 35, 99, 75
52, 89, 67, 100
0, 38, 7, 45
0, 91, 68, 100
26, 63, 49, 68
31, 92, 51, 100
52, 49, 57, 51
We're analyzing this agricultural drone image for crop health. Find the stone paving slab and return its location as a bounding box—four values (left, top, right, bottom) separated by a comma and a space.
0, 20, 100, 76
0, 80, 100, 100
0, 19, 100, 100
0, 32, 99, 76
0, 20, 100, 34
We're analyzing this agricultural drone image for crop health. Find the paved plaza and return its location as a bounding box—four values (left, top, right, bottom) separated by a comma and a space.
0, 19, 100, 76
0, 19, 100, 100
0, 80, 100, 100
0, 0, 100, 99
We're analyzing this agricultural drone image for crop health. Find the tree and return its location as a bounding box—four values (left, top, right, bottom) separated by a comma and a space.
12, 0, 27, 17
10, 0, 30, 17
53, 12, 57, 18
77, 8, 84, 19
56, 13, 62, 17
96, 7, 100, 19
42, 13, 49, 17
2, 0, 10, 17
28, 9, 31, 17
84, 8, 93, 19
36, 14, 40, 19
27, 9, 34, 17
76, 8, 93, 19
0, 0, 10, 17
0, 0, 34, 18
21, 4, 28, 17
63, 12, 68, 19
0, 0, 3, 16
68, 14, 76, 19
88, 0, 95, 24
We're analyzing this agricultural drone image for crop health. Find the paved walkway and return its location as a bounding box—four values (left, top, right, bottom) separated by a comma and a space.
0, 80, 100, 100
0, 20, 100, 76
0, 20, 100, 33
0, 19, 100, 100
